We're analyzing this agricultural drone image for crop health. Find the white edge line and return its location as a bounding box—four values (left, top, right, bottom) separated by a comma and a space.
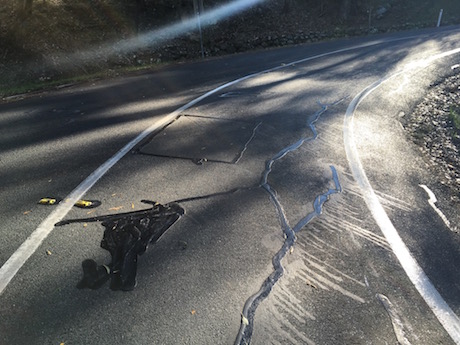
0, 31, 449, 295
343, 48, 460, 343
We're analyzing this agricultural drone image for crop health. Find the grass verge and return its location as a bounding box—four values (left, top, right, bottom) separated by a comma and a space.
449, 106, 460, 130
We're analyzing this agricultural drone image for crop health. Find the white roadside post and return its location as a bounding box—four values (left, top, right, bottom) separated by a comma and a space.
437, 9, 444, 27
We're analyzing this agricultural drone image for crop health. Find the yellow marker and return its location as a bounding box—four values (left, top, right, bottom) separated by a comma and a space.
38, 198, 57, 205
75, 200, 92, 208
74, 199, 101, 209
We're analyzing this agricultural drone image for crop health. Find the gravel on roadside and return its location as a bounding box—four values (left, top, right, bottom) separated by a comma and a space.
401, 70, 460, 230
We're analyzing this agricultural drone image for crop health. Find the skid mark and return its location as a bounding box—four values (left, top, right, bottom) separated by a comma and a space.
301, 232, 349, 256
310, 211, 391, 251
297, 236, 335, 257
252, 238, 368, 344
302, 251, 365, 287
313, 177, 392, 251
375, 190, 412, 213
294, 248, 366, 303
326, 214, 391, 251
253, 275, 317, 345
300, 250, 365, 287
274, 286, 316, 322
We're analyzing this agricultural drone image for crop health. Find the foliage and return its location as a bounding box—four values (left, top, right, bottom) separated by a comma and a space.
449, 106, 460, 131
2, 0, 460, 96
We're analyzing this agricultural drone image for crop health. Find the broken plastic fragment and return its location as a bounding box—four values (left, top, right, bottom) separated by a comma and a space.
305, 280, 317, 289
192, 158, 208, 165
241, 314, 249, 326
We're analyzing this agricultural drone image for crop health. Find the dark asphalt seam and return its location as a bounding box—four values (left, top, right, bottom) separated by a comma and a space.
134, 117, 262, 165
235, 99, 344, 345
172, 186, 257, 204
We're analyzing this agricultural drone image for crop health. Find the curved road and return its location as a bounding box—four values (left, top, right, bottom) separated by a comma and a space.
1, 26, 460, 344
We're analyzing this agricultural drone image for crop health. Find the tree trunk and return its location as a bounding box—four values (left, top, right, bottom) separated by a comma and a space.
23, 0, 33, 15
282, 0, 292, 14
133, 0, 146, 33
340, 0, 351, 20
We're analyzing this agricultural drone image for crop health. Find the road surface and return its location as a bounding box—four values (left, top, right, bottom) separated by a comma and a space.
1, 26, 460, 344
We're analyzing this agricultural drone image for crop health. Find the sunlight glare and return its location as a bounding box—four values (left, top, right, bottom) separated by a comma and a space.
54, 0, 265, 69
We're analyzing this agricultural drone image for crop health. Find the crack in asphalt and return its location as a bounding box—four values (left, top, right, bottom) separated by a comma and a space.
235, 121, 263, 164
235, 99, 344, 345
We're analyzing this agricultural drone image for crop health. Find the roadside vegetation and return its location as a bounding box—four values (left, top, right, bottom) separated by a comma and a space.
449, 106, 460, 132
402, 70, 460, 212
2, 0, 460, 97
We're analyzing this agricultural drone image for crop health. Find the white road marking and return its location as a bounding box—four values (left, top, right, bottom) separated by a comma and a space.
343, 48, 460, 344
419, 184, 455, 232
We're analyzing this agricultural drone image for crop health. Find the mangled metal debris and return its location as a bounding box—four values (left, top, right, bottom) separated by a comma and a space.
55, 200, 184, 291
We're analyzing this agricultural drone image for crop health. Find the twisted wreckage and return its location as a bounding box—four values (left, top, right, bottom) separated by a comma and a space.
55, 200, 184, 291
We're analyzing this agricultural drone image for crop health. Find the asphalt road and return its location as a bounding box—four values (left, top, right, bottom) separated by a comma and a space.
1, 26, 460, 344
